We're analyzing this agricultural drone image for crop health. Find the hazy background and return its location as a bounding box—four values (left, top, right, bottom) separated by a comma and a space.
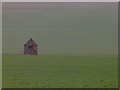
3, 2, 118, 55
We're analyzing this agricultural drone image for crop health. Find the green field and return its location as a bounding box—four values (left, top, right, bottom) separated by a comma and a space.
3, 54, 118, 88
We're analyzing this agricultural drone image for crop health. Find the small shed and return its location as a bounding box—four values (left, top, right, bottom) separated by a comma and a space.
24, 38, 38, 55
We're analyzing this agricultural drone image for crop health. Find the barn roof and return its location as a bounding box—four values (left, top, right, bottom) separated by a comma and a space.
24, 38, 37, 46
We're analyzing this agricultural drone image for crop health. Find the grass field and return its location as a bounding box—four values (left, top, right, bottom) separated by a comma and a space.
2, 54, 118, 88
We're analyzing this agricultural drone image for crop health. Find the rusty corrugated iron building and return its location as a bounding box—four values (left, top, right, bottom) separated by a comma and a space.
24, 38, 38, 55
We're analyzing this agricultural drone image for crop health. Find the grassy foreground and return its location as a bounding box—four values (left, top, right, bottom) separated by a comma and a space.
2, 54, 118, 88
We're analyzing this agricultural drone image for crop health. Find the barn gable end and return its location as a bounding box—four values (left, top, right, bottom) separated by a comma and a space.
24, 38, 38, 55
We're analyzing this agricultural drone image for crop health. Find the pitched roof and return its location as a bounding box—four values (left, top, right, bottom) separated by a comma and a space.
24, 38, 37, 46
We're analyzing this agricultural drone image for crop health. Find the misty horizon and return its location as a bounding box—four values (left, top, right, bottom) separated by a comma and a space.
3, 2, 118, 55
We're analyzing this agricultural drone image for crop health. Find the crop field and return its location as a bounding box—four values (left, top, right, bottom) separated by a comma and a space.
2, 54, 118, 88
